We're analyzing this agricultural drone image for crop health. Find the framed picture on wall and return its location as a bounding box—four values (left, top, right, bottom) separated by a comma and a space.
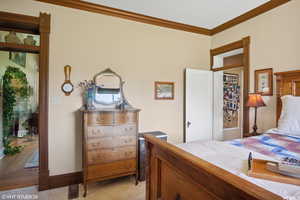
255, 68, 273, 96
9, 52, 26, 67
155, 82, 174, 100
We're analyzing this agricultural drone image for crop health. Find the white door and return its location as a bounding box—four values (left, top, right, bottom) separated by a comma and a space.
185, 68, 213, 142
213, 71, 224, 141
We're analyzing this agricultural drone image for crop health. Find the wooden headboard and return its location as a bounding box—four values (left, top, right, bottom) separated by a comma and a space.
274, 70, 300, 124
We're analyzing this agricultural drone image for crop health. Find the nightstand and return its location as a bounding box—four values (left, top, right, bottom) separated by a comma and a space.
138, 131, 167, 181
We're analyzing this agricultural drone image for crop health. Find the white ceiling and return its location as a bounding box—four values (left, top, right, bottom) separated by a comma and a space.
84, 0, 270, 29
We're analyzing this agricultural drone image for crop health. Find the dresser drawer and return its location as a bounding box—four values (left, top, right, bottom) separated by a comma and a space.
86, 126, 114, 139
88, 146, 136, 165
114, 112, 138, 124
87, 112, 114, 126
87, 135, 136, 150
87, 159, 136, 181
87, 124, 136, 139
115, 124, 136, 136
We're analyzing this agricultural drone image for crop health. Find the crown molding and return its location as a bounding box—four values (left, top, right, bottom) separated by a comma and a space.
35, 0, 211, 35
35, 0, 291, 36
211, 0, 291, 35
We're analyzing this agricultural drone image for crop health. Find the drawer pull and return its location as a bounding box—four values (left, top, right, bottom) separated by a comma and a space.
175, 194, 181, 200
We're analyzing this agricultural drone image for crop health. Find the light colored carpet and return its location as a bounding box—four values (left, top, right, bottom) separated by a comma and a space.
0, 176, 145, 200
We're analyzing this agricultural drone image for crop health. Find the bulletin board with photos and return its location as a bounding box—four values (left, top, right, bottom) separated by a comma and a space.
223, 73, 241, 129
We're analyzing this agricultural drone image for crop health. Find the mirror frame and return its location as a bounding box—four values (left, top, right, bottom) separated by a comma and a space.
92, 68, 130, 107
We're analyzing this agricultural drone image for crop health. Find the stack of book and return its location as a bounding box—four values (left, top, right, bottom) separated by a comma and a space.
266, 157, 300, 178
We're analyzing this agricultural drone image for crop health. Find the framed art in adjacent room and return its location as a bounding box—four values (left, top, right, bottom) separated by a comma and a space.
155, 81, 174, 100
9, 52, 26, 67
255, 68, 273, 96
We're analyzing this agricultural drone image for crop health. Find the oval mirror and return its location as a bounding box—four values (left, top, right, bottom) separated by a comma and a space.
93, 69, 123, 105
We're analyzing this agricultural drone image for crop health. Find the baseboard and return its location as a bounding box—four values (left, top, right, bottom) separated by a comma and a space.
48, 171, 83, 190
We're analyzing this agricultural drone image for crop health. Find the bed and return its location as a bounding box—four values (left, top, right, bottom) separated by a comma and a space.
144, 70, 300, 200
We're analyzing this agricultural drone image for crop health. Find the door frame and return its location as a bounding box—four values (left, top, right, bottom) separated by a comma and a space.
210, 37, 250, 135
0, 11, 51, 191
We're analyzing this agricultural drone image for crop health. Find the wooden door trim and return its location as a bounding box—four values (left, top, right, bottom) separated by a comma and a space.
210, 37, 250, 135
38, 12, 51, 191
0, 11, 51, 191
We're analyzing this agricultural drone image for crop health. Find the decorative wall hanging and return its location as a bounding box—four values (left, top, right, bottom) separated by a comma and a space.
155, 82, 174, 100
255, 68, 273, 96
61, 65, 74, 96
9, 52, 26, 67
223, 73, 240, 129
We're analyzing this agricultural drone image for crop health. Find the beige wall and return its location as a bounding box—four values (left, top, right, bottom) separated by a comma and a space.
1, 0, 211, 175
212, 1, 300, 134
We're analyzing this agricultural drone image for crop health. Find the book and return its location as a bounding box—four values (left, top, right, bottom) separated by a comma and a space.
266, 157, 300, 179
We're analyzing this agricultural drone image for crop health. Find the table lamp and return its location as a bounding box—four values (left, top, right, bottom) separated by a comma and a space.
246, 93, 266, 135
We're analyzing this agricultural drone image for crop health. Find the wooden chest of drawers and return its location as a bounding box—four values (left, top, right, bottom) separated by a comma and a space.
81, 109, 140, 196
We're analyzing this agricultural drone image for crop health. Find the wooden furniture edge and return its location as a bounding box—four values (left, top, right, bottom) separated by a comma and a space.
274, 70, 300, 76
35, 0, 211, 35
47, 172, 83, 190
144, 134, 283, 200
274, 69, 300, 125
211, 0, 291, 35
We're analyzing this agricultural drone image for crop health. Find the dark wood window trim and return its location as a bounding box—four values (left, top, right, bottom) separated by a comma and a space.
0, 11, 51, 191
210, 37, 250, 135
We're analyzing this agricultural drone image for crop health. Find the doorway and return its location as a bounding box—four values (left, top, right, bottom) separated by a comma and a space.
0, 12, 50, 191
223, 67, 244, 140
211, 37, 250, 138
184, 37, 250, 142
0, 32, 40, 190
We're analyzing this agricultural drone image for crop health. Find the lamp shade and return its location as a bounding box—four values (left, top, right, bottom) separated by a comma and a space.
246, 93, 266, 107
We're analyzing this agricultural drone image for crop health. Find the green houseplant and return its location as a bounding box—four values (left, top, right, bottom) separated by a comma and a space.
2, 66, 30, 155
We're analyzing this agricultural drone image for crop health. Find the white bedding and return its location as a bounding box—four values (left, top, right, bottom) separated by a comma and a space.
177, 140, 300, 200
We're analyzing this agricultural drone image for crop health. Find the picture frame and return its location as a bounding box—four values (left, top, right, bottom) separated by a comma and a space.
155, 81, 174, 100
9, 52, 26, 67
255, 68, 273, 96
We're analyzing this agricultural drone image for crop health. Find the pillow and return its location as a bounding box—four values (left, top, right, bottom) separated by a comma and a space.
277, 95, 300, 136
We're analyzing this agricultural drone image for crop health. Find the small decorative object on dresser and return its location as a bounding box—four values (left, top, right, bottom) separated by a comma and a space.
246, 93, 266, 136
80, 68, 140, 197
155, 81, 174, 100
138, 131, 167, 181
255, 68, 273, 96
